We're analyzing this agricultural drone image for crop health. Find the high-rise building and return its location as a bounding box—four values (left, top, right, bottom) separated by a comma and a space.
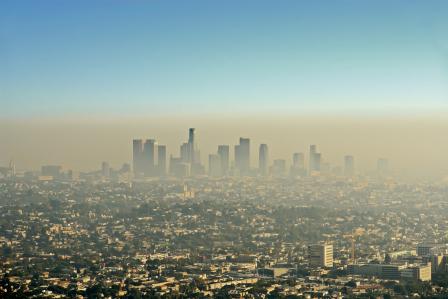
101, 161, 110, 177
208, 154, 221, 177
190, 163, 205, 176
158, 145, 167, 176
180, 142, 190, 163
235, 137, 250, 175
217, 145, 230, 176
188, 128, 204, 175
143, 139, 157, 176
188, 128, 196, 164
174, 128, 204, 177
120, 163, 131, 173
169, 156, 190, 177
308, 243, 333, 268
344, 155, 354, 176
259, 144, 269, 176
309, 145, 322, 174
133, 139, 144, 176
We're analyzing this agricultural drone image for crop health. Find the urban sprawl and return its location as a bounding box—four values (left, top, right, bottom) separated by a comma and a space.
1, 128, 448, 298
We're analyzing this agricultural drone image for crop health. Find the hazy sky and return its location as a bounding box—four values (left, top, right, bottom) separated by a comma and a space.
1, 1, 448, 179
1, 116, 448, 181
1, 0, 448, 117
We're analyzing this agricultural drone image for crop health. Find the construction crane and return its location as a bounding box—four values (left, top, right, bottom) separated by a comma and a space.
344, 228, 365, 265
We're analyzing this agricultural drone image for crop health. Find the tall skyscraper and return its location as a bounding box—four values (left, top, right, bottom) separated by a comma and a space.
344, 155, 354, 176
133, 139, 144, 176
188, 128, 204, 175
188, 128, 195, 143
169, 156, 190, 177
259, 144, 269, 176
208, 154, 221, 177
143, 139, 157, 176
217, 145, 230, 176
188, 128, 196, 163
309, 145, 321, 174
177, 128, 203, 176
309, 145, 316, 173
308, 243, 333, 268
180, 142, 189, 163
158, 145, 167, 176
235, 137, 250, 175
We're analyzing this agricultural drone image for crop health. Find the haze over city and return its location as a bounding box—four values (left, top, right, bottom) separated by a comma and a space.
1, 116, 448, 181
2, 1, 448, 178
2, 1, 448, 181
2, 1, 448, 298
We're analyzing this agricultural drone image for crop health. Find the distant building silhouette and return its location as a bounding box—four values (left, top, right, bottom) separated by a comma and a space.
169, 156, 189, 177
217, 145, 230, 176
235, 137, 250, 176
133, 139, 144, 176
188, 128, 196, 163
143, 139, 157, 176
158, 145, 167, 176
180, 142, 190, 163
259, 144, 269, 176
309, 145, 322, 174
173, 128, 204, 177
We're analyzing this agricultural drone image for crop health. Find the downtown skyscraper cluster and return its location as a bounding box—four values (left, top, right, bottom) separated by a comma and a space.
131, 128, 383, 179
132, 139, 166, 177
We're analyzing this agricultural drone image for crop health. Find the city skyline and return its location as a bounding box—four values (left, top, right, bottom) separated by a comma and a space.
2, 2, 448, 296
2, 0, 448, 180
0, 125, 397, 180
2, 125, 400, 180
2, 116, 448, 181
133, 128, 362, 178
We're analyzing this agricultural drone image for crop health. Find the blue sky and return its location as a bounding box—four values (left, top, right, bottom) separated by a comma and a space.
1, 0, 448, 118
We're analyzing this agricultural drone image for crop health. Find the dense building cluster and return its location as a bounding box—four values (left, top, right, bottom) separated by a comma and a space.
1, 127, 447, 298
1, 174, 448, 298
0, 128, 389, 183
130, 128, 388, 179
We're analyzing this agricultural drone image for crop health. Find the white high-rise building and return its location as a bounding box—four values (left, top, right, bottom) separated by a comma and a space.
308, 243, 333, 268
